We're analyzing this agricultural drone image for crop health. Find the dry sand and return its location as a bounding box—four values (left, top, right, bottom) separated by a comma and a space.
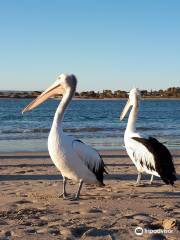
0, 150, 179, 240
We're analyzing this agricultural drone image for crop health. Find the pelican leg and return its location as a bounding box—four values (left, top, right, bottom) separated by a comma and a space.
72, 179, 83, 201
136, 172, 142, 185
149, 174, 154, 184
59, 177, 70, 199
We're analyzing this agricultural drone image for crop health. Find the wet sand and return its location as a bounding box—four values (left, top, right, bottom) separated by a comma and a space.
0, 150, 179, 239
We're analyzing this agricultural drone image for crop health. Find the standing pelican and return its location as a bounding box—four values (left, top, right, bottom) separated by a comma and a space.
120, 88, 176, 185
22, 74, 107, 200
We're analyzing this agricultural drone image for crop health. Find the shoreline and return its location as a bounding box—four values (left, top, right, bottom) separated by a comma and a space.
0, 148, 180, 155
0, 150, 125, 156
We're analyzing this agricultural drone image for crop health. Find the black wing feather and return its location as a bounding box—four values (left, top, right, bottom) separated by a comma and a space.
91, 154, 107, 186
132, 137, 177, 185
73, 139, 107, 185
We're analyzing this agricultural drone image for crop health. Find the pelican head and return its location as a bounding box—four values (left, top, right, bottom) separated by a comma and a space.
22, 73, 77, 113
120, 88, 141, 121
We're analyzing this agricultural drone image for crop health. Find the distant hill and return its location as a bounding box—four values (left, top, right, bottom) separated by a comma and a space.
0, 91, 42, 99
0, 87, 179, 99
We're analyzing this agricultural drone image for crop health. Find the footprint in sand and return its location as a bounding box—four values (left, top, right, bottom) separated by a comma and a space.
15, 170, 26, 174
14, 199, 33, 205
132, 213, 154, 223
0, 220, 8, 225
81, 228, 113, 240
147, 233, 167, 240
26, 169, 34, 173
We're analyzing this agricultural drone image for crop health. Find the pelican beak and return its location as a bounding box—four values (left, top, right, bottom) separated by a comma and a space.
120, 99, 131, 121
22, 81, 64, 113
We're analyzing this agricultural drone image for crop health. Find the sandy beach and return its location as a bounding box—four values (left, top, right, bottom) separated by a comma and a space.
0, 150, 179, 240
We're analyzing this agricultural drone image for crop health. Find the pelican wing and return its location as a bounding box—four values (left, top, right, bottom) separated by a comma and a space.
72, 139, 107, 185
129, 136, 156, 172
132, 136, 176, 185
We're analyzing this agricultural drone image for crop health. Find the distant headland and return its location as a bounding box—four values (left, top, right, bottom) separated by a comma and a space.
0, 87, 179, 99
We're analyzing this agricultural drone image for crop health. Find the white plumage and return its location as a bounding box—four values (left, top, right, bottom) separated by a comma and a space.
48, 132, 104, 184
22, 73, 106, 200
120, 88, 176, 185
124, 132, 159, 183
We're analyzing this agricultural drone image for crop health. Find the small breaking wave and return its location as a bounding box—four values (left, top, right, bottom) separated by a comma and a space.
64, 127, 107, 133
1, 127, 120, 134
1, 128, 50, 134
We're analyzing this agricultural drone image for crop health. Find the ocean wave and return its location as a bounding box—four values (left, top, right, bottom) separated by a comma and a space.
1, 126, 178, 135
137, 127, 162, 131
1, 128, 50, 134
64, 127, 107, 133
1, 127, 119, 134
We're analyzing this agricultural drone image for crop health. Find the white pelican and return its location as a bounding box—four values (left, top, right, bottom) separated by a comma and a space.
120, 88, 177, 185
22, 74, 107, 200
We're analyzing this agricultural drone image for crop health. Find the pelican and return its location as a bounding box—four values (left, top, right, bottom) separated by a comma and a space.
120, 88, 177, 185
22, 73, 107, 200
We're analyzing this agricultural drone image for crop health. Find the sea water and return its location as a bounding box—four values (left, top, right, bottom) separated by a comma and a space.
0, 98, 179, 152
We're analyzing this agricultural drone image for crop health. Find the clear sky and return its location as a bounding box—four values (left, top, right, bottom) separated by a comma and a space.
0, 0, 180, 91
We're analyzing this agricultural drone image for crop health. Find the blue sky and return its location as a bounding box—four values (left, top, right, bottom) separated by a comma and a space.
0, 0, 179, 91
